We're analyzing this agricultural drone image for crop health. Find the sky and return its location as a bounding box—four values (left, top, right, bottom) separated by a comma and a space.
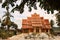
0, 0, 59, 29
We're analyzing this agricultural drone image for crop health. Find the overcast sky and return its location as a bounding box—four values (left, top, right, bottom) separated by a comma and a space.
0, 0, 59, 29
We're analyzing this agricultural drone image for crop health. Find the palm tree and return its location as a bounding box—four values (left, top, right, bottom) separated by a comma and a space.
1, 6, 13, 30
1, 0, 18, 31
1, 3, 17, 30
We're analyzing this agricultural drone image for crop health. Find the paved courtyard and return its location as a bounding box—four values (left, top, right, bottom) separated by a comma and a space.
7, 33, 60, 40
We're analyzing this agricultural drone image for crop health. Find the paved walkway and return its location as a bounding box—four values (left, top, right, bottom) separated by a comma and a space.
7, 33, 60, 40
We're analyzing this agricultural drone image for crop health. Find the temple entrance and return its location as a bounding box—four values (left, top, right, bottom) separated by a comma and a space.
22, 13, 51, 34
42, 29, 45, 32
23, 29, 29, 33
36, 27, 39, 33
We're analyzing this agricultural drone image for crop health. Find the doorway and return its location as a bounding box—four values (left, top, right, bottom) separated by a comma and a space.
36, 27, 39, 33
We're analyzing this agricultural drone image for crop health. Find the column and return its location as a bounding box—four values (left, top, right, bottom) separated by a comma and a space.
34, 27, 36, 33
48, 29, 50, 34
45, 29, 46, 33
39, 28, 41, 33
48, 29, 51, 37
29, 29, 31, 33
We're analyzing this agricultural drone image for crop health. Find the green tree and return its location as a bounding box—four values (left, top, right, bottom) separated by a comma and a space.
55, 13, 60, 26
50, 20, 54, 27
11, 22, 18, 35
2, 0, 60, 14
50, 20, 55, 37
1, 6, 13, 30
0, 0, 18, 38
1, 4, 18, 30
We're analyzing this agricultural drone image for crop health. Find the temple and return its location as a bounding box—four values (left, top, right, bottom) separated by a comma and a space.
21, 13, 51, 34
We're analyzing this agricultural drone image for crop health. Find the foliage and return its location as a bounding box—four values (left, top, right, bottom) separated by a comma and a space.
2, 0, 60, 14
0, 19, 1, 23
2, 0, 17, 8
50, 20, 55, 36
50, 20, 54, 27
55, 13, 60, 26
0, 29, 17, 39
0, 4, 18, 38
0, 0, 19, 39
1, 5, 18, 30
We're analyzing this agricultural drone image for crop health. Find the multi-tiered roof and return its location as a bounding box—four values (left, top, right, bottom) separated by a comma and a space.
22, 13, 51, 29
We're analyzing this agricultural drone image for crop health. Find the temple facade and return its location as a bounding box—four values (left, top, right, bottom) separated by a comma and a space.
21, 13, 51, 33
